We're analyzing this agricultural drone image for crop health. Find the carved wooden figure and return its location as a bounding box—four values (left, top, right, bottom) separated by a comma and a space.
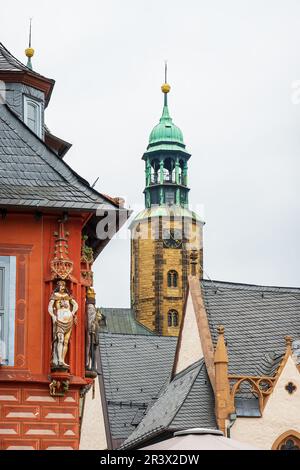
48, 280, 78, 369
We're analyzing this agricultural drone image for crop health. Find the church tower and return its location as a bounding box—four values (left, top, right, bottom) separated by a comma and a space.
130, 73, 204, 336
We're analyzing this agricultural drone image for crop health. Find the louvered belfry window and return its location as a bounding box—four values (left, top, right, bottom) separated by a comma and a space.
168, 309, 179, 328
168, 270, 178, 288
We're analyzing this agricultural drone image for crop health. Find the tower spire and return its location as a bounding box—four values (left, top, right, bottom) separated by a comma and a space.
164, 60, 168, 106
25, 18, 35, 70
160, 60, 171, 121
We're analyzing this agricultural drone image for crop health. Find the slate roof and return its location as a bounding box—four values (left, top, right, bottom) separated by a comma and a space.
0, 43, 55, 105
99, 308, 154, 335
255, 351, 284, 377
98, 333, 177, 447
0, 104, 119, 211
122, 279, 300, 448
0, 42, 52, 80
120, 359, 216, 449
202, 280, 300, 376
0, 42, 34, 72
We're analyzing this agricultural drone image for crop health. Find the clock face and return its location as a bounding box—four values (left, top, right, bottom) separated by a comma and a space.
163, 229, 183, 249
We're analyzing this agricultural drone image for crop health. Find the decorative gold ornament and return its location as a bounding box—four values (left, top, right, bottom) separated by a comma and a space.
25, 47, 34, 58
161, 83, 171, 94
87, 287, 96, 300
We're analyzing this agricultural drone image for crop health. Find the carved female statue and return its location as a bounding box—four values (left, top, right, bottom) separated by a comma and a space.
48, 280, 78, 369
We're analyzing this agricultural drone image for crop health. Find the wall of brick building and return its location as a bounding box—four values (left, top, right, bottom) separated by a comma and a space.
0, 211, 91, 449
0, 383, 80, 450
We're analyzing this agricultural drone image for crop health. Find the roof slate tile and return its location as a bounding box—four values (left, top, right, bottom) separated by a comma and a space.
98, 333, 177, 444
0, 104, 118, 211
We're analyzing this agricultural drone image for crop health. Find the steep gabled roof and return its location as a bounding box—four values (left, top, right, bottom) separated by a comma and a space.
120, 360, 216, 449
0, 103, 120, 212
98, 333, 177, 448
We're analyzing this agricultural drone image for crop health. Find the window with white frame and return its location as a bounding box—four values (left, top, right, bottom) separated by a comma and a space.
0, 256, 16, 366
23, 96, 42, 138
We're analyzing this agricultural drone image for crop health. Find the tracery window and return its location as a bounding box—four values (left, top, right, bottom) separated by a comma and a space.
279, 438, 300, 450
272, 431, 300, 450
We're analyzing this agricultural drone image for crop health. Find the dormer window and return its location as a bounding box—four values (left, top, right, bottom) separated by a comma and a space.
23, 96, 42, 138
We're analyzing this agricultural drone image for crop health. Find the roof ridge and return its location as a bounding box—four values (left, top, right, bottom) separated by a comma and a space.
202, 279, 300, 292
172, 358, 204, 381
99, 331, 177, 340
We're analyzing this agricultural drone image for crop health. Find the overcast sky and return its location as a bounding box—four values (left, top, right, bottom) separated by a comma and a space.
2, 1, 300, 306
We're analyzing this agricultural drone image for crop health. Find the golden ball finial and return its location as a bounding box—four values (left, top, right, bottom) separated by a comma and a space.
161, 83, 171, 94
25, 47, 35, 59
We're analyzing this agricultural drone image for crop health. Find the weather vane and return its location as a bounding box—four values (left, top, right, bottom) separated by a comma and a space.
164, 59, 168, 83
25, 17, 34, 70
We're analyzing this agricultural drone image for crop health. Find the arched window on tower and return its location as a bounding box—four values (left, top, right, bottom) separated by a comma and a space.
167, 270, 178, 288
164, 157, 175, 183
179, 159, 184, 185
150, 159, 160, 184
168, 309, 179, 328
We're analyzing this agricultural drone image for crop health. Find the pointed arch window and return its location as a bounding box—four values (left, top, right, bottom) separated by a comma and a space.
168, 270, 178, 288
168, 309, 179, 328
272, 431, 300, 450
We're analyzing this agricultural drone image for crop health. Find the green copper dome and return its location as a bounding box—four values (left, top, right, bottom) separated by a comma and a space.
148, 104, 184, 146
146, 88, 186, 153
